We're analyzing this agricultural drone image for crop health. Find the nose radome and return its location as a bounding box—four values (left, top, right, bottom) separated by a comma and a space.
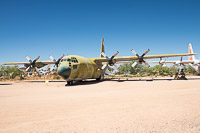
57, 66, 71, 79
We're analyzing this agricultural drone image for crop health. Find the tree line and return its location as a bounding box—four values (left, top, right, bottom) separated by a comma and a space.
117, 62, 199, 77
0, 63, 199, 80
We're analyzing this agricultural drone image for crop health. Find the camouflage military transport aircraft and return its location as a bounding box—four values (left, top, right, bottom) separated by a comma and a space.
3, 38, 196, 85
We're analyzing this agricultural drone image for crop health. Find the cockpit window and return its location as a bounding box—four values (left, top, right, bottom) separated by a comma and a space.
60, 57, 78, 63
71, 57, 78, 63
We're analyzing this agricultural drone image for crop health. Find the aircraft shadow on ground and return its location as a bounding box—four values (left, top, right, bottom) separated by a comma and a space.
104, 77, 200, 82
0, 83, 12, 85
65, 80, 102, 86
104, 78, 172, 82
11, 77, 200, 86
64, 77, 200, 86
25, 80, 66, 83
65, 78, 172, 86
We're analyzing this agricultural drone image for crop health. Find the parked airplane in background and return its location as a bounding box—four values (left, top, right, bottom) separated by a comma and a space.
2, 38, 196, 85
149, 43, 200, 73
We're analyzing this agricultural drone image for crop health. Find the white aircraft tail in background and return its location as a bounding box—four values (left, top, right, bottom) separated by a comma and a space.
188, 43, 196, 61
148, 43, 200, 73
188, 43, 200, 73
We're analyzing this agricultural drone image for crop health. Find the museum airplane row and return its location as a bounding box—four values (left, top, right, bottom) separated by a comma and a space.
3, 38, 196, 85
148, 43, 200, 73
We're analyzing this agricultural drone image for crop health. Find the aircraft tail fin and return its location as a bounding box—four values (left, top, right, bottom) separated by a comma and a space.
100, 38, 105, 58
188, 43, 195, 61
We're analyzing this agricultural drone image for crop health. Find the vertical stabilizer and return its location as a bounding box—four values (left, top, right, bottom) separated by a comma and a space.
100, 38, 105, 57
188, 43, 195, 61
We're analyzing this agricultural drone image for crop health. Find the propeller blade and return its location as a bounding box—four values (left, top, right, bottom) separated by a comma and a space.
25, 66, 31, 72
132, 62, 138, 67
110, 51, 119, 60
113, 51, 119, 57
101, 52, 108, 58
131, 49, 137, 55
34, 67, 40, 75
34, 56, 40, 61
101, 62, 108, 69
141, 49, 150, 57
49, 56, 56, 63
50, 54, 64, 67
25, 56, 32, 63
56, 54, 64, 64
32, 56, 40, 64
59, 54, 65, 60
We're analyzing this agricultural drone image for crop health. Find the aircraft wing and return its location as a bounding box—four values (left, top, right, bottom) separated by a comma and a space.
94, 53, 196, 62
148, 60, 195, 64
2, 61, 55, 68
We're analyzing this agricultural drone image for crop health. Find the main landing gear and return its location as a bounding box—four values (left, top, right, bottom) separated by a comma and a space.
66, 81, 74, 86
174, 69, 187, 80
96, 75, 104, 82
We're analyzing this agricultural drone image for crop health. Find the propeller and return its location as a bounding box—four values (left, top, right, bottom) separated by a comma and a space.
131, 49, 150, 67
25, 56, 40, 74
101, 51, 119, 70
49, 54, 64, 71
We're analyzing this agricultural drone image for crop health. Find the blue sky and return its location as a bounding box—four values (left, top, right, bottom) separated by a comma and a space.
0, 0, 200, 63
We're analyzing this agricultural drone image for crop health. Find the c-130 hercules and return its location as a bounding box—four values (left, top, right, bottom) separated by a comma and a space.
3, 38, 196, 85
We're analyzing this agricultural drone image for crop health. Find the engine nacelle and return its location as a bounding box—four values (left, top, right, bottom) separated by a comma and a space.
159, 60, 165, 64
175, 61, 181, 65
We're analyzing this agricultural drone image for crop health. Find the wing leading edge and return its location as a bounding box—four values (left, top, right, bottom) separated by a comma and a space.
2, 61, 55, 68
94, 53, 196, 63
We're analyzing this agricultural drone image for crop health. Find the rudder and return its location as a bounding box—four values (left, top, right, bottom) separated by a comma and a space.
188, 43, 195, 61
100, 38, 105, 57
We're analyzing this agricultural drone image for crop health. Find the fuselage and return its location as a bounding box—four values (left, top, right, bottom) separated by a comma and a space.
57, 55, 104, 81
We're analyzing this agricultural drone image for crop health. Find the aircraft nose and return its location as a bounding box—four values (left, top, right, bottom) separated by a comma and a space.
57, 66, 71, 79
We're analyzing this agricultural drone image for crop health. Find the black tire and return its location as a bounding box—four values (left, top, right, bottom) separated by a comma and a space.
96, 75, 101, 81
67, 81, 74, 85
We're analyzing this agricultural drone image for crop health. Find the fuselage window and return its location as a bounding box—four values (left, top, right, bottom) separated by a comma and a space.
73, 65, 77, 69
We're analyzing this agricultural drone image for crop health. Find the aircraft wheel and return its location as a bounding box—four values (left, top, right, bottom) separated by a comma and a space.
67, 81, 74, 85
96, 76, 101, 81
